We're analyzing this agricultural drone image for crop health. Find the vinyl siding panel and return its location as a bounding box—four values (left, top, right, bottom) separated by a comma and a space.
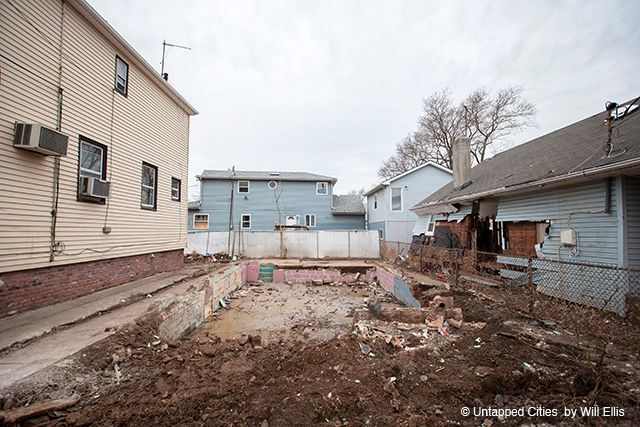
626, 176, 640, 267
0, 0, 191, 272
195, 180, 364, 231
496, 180, 619, 265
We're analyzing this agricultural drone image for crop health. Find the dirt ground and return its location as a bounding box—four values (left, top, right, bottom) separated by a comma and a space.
1, 272, 639, 426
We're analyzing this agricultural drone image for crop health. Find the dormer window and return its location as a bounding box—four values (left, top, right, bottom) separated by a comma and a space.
316, 182, 328, 195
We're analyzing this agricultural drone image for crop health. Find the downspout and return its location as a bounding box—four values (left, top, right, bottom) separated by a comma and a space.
49, 0, 66, 261
227, 179, 234, 254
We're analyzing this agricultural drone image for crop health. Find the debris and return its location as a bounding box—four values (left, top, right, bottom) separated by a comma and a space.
146, 294, 152, 298
448, 318, 463, 329
219, 299, 227, 308
0, 398, 78, 424
474, 366, 492, 377
420, 375, 428, 383
523, 362, 536, 374
431, 295, 454, 309
359, 343, 372, 356
426, 314, 444, 330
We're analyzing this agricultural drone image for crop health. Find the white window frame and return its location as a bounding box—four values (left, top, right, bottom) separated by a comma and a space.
426, 215, 437, 236
305, 214, 316, 228
79, 140, 103, 179
193, 213, 209, 229
171, 177, 181, 201
316, 182, 328, 195
390, 187, 403, 212
238, 180, 250, 193
241, 214, 251, 229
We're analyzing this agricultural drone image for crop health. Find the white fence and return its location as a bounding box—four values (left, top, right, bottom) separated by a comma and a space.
187, 230, 381, 259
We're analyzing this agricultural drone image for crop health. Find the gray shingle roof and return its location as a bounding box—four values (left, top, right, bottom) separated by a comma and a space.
332, 195, 366, 215
413, 98, 640, 211
188, 200, 201, 210
198, 170, 337, 183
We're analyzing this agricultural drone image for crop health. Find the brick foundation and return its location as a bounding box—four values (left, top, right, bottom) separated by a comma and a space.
0, 249, 184, 319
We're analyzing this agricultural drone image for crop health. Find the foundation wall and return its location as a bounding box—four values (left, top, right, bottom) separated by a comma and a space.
0, 249, 184, 318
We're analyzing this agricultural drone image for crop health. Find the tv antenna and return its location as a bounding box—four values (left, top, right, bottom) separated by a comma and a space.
160, 40, 191, 79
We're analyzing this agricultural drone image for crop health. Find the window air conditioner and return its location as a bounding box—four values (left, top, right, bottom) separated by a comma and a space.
80, 176, 111, 198
13, 123, 68, 156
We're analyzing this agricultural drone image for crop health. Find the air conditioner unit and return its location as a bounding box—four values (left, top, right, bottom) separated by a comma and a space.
80, 176, 110, 198
13, 123, 68, 156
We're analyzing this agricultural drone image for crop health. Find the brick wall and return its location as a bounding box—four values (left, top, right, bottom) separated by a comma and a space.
0, 249, 184, 318
506, 222, 538, 257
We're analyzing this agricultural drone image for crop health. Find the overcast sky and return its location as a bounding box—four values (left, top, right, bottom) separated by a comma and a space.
90, 0, 640, 196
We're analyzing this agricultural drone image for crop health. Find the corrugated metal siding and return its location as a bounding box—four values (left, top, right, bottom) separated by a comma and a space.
496, 181, 619, 264
195, 180, 364, 231
0, 0, 190, 272
447, 205, 472, 221
626, 176, 640, 267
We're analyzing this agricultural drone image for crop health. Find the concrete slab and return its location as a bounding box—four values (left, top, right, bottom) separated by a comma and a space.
0, 265, 208, 352
0, 271, 214, 390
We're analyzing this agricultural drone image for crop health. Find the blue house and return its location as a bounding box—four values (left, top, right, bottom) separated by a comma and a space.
364, 162, 452, 243
411, 97, 640, 314
189, 170, 365, 231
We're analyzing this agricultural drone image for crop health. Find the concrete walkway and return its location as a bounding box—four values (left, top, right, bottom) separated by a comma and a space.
0, 264, 217, 390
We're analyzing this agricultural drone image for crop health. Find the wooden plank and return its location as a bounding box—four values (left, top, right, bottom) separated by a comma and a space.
0, 398, 78, 424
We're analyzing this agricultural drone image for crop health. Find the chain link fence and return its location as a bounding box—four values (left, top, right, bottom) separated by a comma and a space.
382, 240, 640, 318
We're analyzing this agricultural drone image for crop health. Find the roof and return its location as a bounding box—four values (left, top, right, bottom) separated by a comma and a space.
69, 0, 198, 116
188, 201, 201, 210
412, 98, 640, 213
332, 195, 366, 216
197, 170, 338, 183
364, 162, 452, 196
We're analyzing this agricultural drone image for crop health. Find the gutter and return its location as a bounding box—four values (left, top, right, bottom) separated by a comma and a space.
411, 157, 640, 214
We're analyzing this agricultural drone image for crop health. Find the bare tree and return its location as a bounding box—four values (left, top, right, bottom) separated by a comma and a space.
378, 87, 535, 179
347, 188, 366, 199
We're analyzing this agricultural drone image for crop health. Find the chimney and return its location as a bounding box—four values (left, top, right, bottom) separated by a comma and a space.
452, 136, 471, 189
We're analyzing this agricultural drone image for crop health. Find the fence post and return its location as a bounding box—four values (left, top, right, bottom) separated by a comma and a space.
527, 256, 534, 314
455, 250, 460, 287
397, 241, 400, 257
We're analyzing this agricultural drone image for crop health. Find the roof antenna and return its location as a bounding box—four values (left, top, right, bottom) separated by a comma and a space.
160, 40, 191, 79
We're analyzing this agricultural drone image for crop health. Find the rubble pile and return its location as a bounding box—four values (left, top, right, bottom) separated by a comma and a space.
352, 295, 472, 352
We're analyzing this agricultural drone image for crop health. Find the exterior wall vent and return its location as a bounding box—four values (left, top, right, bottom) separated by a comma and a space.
13, 123, 68, 156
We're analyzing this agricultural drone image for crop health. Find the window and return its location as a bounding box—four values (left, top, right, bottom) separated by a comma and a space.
141, 162, 158, 210
193, 214, 209, 229
426, 215, 437, 235
374, 195, 377, 209
171, 177, 181, 201
238, 180, 250, 193
241, 214, 251, 229
391, 187, 402, 211
305, 214, 316, 228
268, 180, 278, 189
114, 56, 128, 96
77, 136, 107, 203
316, 182, 328, 195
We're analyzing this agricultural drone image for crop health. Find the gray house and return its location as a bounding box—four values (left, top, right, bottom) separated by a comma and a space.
411, 97, 640, 313
365, 162, 452, 243
189, 170, 365, 231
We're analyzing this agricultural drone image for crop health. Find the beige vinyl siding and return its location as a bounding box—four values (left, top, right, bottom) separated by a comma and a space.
0, 0, 192, 272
